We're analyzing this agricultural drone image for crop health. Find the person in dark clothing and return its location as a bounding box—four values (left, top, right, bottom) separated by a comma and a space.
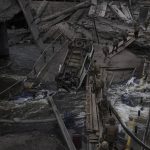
134, 23, 140, 38
145, 18, 149, 30
103, 117, 118, 150
122, 30, 128, 44
112, 39, 119, 54
103, 43, 109, 61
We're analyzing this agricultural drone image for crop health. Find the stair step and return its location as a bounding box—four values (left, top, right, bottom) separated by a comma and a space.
69, 58, 81, 64
72, 50, 81, 54
71, 55, 81, 60
68, 62, 81, 68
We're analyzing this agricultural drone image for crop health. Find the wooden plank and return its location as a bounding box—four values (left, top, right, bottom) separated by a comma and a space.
47, 96, 77, 150
89, 86, 93, 131
86, 76, 91, 130
36, 0, 49, 18
109, 4, 130, 23
40, 1, 90, 22
92, 93, 99, 131
96, 2, 108, 17
109, 37, 135, 58
120, 3, 133, 22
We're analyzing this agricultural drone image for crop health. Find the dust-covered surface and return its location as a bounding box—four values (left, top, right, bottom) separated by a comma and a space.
0, 131, 67, 150
108, 77, 150, 123
0, 0, 20, 21
0, 90, 86, 127
54, 91, 86, 129
1, 0, 150, 149
108, 77, 150, 149
0, 90, 86, 149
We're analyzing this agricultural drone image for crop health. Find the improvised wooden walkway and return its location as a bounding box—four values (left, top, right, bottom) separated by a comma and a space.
109, 36, 136, 58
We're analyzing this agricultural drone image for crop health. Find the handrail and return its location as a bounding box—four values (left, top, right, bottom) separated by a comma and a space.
109, 101, 150, 150
0, 32, 64, 97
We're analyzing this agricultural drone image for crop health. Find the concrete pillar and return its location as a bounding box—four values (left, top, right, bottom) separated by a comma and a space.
0, 22, 9, 58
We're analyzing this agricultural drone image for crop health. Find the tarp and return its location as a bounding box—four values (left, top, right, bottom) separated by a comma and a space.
0, 0, 20, 21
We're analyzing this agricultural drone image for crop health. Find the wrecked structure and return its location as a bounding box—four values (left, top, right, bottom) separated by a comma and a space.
0, 0, 150, 150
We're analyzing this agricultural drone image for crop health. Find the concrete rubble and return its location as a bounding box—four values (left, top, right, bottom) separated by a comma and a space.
0, 0, 150, 150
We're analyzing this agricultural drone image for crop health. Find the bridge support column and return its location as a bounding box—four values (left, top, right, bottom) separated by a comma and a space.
0, 22, 9, 58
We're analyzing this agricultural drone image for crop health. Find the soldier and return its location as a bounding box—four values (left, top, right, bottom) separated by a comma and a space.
122, 30, 128, 44
43, 51, 47, 63
103, 117, 118, 150
112, 39, 119, 54
145, 18, 149, 31
96, 141, 109, 150
91, 60, 101, 76
103, 43, 109, 62
52, 44, 55, 53
134, 23, 140, 38
95, 74, 104, 99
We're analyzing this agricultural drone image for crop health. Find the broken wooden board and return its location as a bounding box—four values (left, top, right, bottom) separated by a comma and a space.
109, 4, 131, 23
86, 83, 91, 131
109, 36, 135, 58
106, 67, 134, 71
96, 2, 108, 17
120, 3, 134, 22
92, 93, 99, 131
89, 86, 93, 131
40, 13, 72, 32
57, 22, 77, 40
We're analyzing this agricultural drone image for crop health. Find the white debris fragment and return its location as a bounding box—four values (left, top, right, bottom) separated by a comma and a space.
108, 77, 150, 123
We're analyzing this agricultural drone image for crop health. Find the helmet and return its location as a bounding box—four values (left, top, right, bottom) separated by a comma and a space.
101, 141, 109, 149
